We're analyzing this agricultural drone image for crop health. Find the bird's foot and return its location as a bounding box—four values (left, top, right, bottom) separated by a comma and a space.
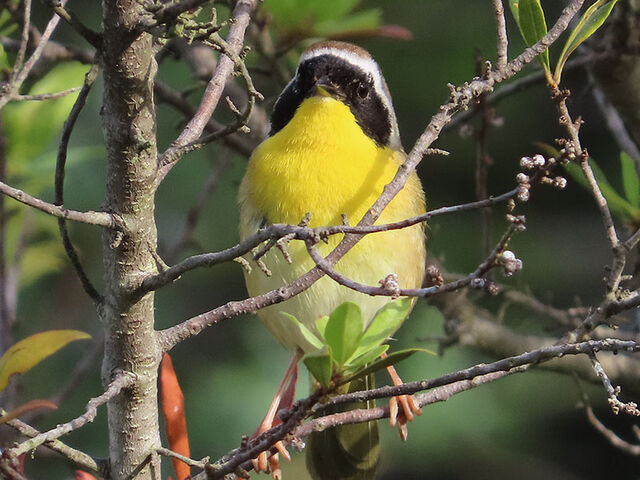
250, 352, 300, 477
388, 392, 422, 441
383, 353, 422, 441
251, 438, 290, 479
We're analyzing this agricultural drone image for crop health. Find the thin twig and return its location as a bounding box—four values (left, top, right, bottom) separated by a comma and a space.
198, 338, 639, 479
142, 187, 519, 300
590, 354, 640, 416
0, 179, 122, 229
138, 0, 214, 31
156, 0, 585, 353
163, 158, 230, 261
446, 54, 602, 133
583, 402, 640, 455
43, 0, 102, 49
591, 85, 640, 169
304, 223, 519, 298
10, 372, 135, 456
5, 417, 107, 476
55, 64, 103, 303
12, 0, 32, 77
327, 339, 639, 407
13, 86, 82, 101
156, 447, 208, 469
492, 0, 508, 69
155, 0, 257, 185
13, 1, 67, 90
153, 81, 256, 157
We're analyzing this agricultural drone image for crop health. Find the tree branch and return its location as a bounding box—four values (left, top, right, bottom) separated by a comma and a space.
5, 417, 108, 477
491, 0, 508, 70
198, 338, 639, 480
157, 1, 585, 353
55, 64, 103, 303
141, 186, 518, 299
43, 0, 102, 49
155, 0, 257, 185
0, 180, 123, 229
10, 372, 135, 456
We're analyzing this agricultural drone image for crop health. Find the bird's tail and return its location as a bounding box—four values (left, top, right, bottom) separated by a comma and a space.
306, 374, 380, 480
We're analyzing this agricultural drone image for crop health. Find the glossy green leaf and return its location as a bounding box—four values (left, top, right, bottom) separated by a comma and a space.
351, 298, 412, 360
325, 302, 363, 366
508, 0, 550, 71
564, 160, 640, 222
0, 330, 91, 392
555, 0, 618, 82
304, 353, 333, 388
346, 344, 389, 370
620, 152, 639, 208
282, 312, 324, 351
338, 348, 434, 386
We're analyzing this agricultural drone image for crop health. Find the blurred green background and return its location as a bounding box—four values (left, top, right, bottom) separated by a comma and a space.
2, 0, 638, 479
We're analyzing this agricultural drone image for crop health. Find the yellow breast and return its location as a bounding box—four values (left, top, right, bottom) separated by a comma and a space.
238, 96, 426, 353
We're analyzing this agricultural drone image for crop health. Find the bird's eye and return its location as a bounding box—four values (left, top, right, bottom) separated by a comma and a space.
356, 82, 369, 99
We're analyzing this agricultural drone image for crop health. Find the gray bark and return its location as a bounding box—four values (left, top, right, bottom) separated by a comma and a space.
100, 1, 161, 478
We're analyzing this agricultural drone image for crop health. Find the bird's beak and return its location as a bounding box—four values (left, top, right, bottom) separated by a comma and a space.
314, 76, 340, 99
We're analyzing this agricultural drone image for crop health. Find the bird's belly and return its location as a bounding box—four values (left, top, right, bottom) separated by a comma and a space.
243, 224, 424, 353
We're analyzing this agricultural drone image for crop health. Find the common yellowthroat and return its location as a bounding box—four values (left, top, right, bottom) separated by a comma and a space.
238, 40, 426, 479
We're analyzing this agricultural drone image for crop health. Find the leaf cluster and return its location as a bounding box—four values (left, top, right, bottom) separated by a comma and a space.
509, 0, 618, 84
285, 300, 432, 390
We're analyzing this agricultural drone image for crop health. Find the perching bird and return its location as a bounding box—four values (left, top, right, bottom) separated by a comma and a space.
238, 40, 426, 479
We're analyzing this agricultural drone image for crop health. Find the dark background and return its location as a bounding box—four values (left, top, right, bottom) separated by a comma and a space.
3, 1, 637, 478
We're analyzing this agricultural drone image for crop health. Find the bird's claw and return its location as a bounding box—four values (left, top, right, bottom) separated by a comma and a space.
389, 393, 422, 441
251, 441, 290, 478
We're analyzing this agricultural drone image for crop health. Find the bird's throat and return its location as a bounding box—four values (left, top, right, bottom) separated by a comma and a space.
247, 96, 398, 227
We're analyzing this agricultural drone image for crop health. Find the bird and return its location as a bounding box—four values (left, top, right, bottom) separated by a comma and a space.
238, 40, 426, 480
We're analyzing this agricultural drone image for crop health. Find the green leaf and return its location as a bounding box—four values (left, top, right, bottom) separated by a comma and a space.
555, 0, 618, 82
563, 160, 640, 222
338, 348, 434, 386
324, 302, 363, 366
19, 243, 66, 287
346, 344, 389, 370
4, 63, 88, 164
0, 9, 17, 37
0, 330, 91, 392
508, 0, 550, 71
282, 312, 324, 351
316, 315, 329, 340
0, 43, 8, 72
304, 353, 333, 388
352, 298, 412, 360
620, 152, 639, 208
